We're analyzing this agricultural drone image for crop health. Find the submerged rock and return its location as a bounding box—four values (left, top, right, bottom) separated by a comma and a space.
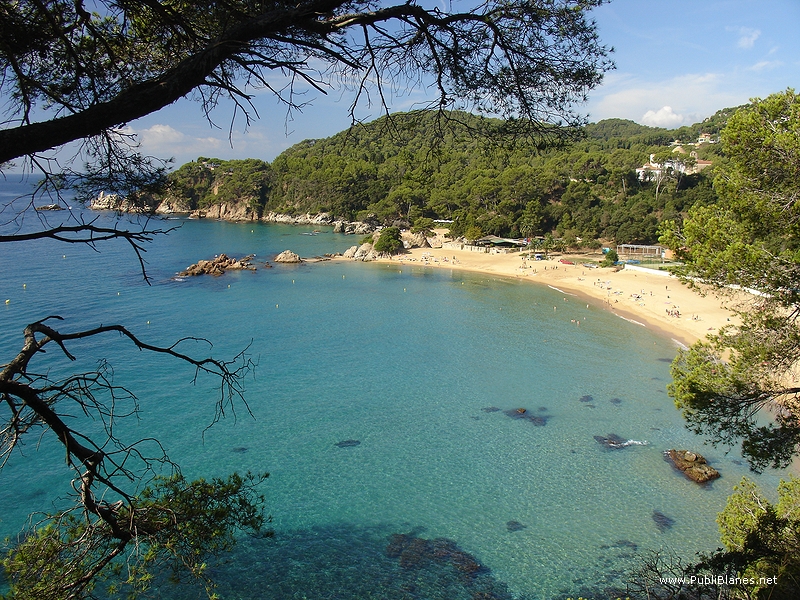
335, 439, 361, 448
652, 510, 675, 532
481, 407, 501, 413
386, 532, 485, 580
594, 434, 648, 449
506, 521, 526, 532
665, 449, 720, 483
503, 408, 549, 426
503, 408, 529, 419
579, 395, 594, 403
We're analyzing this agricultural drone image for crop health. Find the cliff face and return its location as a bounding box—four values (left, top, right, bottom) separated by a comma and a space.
91, 191, 160, 213
189, 202, 259, 221
91, 192, 377, 233
155, 196, 192, 215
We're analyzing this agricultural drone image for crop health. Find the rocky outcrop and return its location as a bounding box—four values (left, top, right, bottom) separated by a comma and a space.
352, 243, 379, 261
177, 254, 256, 277
261, 211, 375, 234
405, 232, 431, 249
262, 212, 334, 226
155, 197, 192, 214
665, 449, 720, 483
341, 243, 380, 261
91, 191, 159, 213
274, 250, 302, 263
333, 220, 375, 235
190, 202, 258, 221
34, 204, 63, 211
90, 191, 122, 210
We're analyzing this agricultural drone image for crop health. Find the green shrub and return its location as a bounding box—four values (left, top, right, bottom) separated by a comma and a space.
373, 227, 403, 254
600, 248, 618, 267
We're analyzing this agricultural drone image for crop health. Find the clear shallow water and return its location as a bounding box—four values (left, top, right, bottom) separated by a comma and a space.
0, 182, 789, 599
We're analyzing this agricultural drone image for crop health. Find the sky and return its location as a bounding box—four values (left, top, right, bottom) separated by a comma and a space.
75, 0, 800, 167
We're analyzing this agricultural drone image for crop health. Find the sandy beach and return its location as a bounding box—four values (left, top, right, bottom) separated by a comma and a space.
369, 245, 744, 347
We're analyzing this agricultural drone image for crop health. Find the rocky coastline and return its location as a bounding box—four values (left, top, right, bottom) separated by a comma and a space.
90, 192, 381, 235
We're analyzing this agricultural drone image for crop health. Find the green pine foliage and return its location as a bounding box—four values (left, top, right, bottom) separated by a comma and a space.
2, 472, 270, 600
265, 111, 719, 243
162, 108, 736, 245
373, 227, 403, 254
166, 157, 272, 212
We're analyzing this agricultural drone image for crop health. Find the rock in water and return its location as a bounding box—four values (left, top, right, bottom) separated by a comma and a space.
335, 439, 361, 448
506, 520, 526, 532
665, 449, 720, 483
652, 510, 675, 532
274, 250, 302, 263
177, 254, 257, 277
594, 434, 628, 449
503, 408, 529, 419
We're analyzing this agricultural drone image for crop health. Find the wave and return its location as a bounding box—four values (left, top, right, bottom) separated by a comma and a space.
547, 285, 577, 296
616, 314, 646, 327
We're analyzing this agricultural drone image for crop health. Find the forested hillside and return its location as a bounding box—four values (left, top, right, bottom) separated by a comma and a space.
165, 108, 732, 245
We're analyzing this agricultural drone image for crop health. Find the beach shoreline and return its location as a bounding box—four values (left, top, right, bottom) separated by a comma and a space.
352, 245, 743, 348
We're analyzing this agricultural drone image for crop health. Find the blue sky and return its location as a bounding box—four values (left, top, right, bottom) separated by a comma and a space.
122, 0, 800, 166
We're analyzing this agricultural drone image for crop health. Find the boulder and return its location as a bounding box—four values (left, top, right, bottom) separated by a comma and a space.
177, 254, 256, 277
665, 449, 720, 483
427, 234, 444, 249
342, 245, 359, 259
274, 250, 302, 263
405, 232, 431, 249
353, 243, 373, 260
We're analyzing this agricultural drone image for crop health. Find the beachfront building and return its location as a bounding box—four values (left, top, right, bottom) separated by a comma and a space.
616, 244, 665, 262
444, 235, 528, 254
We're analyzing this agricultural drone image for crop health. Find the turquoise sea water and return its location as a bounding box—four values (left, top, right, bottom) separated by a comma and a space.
0, 181, 789, 599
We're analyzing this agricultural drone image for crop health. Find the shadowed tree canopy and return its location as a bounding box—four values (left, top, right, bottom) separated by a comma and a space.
660, 89, 800, 472
0, 0, 612, 199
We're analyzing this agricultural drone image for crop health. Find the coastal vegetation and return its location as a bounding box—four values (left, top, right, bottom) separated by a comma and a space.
160, 110, 724, 247
1, 0, 798, 593
662, 89, 800, 472
653, 88, 800, 600
0, 0, 614, 598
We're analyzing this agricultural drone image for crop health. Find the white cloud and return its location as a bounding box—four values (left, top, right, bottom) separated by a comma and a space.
641, 106, 686, 128
138, 124, 187, 146
748, 60, 783, 72
729, 26, 760, 49
587, 72, 731, 126
125, 123, 227, 162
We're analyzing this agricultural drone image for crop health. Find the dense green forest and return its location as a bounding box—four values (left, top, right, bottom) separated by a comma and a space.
164, 108, 733, 245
